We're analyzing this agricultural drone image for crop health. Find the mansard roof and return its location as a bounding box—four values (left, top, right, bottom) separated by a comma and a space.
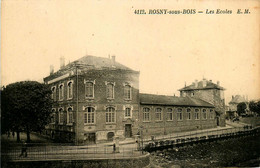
44, 55, 137, 81
179, 79, 225, 91
69, 55, 133, 71
140, 93, 214, 107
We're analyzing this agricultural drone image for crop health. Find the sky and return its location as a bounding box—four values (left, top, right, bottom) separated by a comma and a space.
1, 0, 260, 104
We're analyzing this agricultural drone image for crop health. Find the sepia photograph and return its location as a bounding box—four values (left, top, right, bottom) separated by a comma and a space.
1, 0, 260, 167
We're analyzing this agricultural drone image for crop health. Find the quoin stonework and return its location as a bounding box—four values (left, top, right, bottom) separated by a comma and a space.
43, 55, 226, 144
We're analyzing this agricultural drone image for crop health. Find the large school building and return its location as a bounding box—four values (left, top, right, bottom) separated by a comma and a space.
44, 55, 225, 144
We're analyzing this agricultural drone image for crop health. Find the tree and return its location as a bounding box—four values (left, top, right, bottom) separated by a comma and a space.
237, 102, 247, 116
1, 81, 53, 142
249, 100, 260, 115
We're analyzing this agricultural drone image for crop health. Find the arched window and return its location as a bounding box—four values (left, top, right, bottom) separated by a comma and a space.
106, 83, 114, 99
195, 109, 200, 120
51, 87, 56, 101
177, 108, 183, 121
67, 107, 73, 124
58, 108, 64, 124
67, 81, 73, 99
155, 108, 162, 121
106, 107, 115, 123
143, 108, 150, 121
51, 108, 56, 123
187, 108, 191, 120
210, 109, 214, 119
84, 107, 95, 124
59, 84, 64, 100
124, 85, 132, 100
202, 109, 207, 119
167, 108, 173, 121
85, 82, 94, 98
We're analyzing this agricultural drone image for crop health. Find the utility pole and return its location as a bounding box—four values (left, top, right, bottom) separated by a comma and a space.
76, 64, 79, 145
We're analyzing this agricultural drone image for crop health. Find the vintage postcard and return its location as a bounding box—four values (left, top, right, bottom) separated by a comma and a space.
1, 0, 260, 167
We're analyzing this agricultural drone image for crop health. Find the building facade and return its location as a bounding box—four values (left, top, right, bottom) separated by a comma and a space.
44, 56, 224, 144
179, 79, 226, 127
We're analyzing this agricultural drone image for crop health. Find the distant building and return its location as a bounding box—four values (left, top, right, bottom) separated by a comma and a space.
229, 95, 248, 112
44, 55, 225, 144
228, 95, 249, 117
179, 79, 226, 127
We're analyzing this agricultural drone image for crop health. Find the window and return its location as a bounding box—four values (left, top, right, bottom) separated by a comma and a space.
177, 108, 183, 121
58, 108, 64, 124
210, 109, 214, 119
202, 109, 207, 119
143, 108, 150, 122
195, 109, 200, 120
124, 85, 132, 100
106, 83, 114, 99
125, 108, 131, 118
67, 81, 73, 99
58, 84, 64, 100
51, 87, 56, 101
167, 108, 173, 121
85, 82, 94, 98
84, 107, 95, 124
67, 107, 73, 124
187, 108, 191, 120
106, 107, 115, 123
51, 109, 56, 123
191, 92, 195, 97
155, 108, 162, 121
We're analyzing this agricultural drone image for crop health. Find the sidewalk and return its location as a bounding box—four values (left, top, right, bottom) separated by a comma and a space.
95, 124, 236, 147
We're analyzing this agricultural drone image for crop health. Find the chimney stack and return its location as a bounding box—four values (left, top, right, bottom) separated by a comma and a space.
202, 78, 207, 87
50, 65, 54, 75
217, 81, 220, 86
60, 56, 65, 69
195, 79, 198, 88
111, 55, 116, 64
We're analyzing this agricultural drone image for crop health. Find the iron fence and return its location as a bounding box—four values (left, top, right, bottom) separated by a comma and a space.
2, 145, 144, 161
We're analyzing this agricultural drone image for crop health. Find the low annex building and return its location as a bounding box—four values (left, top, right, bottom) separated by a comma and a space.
43, 55, 226, 144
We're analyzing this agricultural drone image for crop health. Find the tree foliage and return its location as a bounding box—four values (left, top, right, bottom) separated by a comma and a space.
237, 102, 247, 116
249, 101, 260, 115
1, 81, 53, 142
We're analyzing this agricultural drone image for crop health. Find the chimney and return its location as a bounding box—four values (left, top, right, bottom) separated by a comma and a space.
60, 56, 65, 69
209, 80, 212, 82
50, 65, 54, 75
195, 80, 198, 88
111, 55, 116, 64
202, 78, 207, 87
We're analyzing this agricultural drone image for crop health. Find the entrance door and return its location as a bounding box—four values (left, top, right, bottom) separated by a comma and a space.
125, 124, 132, 138
216, 116, 220, 126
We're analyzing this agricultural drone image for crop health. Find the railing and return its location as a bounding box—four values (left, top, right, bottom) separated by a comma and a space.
143, 126, 259, 151
141, 125, 256, 147
2, 145, 144, 161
